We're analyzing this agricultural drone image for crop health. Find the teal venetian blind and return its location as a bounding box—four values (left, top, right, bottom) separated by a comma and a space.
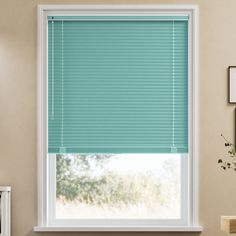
48, 16, 188, 154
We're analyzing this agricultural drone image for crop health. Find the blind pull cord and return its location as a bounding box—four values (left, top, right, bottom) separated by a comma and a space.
51, 20, 54, 120
59, 20, 66, 154
171, 20, 177, 153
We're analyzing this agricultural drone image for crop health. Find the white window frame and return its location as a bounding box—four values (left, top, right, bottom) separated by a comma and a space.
35, 4, 201, 232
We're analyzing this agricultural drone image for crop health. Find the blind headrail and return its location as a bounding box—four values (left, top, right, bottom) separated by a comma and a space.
47, 16, 189, 21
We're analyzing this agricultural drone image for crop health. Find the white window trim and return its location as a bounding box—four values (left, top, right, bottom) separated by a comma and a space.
35, 4, 201, 232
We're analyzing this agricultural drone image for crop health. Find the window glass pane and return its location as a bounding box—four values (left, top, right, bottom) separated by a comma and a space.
55, 154, 181, 219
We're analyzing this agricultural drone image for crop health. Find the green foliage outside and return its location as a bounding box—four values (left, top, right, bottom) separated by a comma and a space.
56, 154, 162, 206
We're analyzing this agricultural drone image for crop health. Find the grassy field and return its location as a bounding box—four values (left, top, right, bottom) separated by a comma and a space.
56, 154, 180, 219
56, 198, 180, 219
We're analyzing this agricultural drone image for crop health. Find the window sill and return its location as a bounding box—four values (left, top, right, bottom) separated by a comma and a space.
34, 226, 203, 232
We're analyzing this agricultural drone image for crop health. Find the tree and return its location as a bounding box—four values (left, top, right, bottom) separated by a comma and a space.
56, 154, 112, 201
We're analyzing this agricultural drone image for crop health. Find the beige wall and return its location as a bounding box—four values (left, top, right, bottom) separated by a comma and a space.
0, 0, 236, 235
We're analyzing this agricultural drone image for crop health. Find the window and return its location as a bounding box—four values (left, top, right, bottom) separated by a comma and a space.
36, 5, 200, 231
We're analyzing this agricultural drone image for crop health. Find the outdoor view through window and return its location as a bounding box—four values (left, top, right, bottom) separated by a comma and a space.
56, 154, 181, 219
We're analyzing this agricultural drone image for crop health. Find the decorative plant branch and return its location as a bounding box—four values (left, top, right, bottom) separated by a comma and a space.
218, 134, 236, 170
